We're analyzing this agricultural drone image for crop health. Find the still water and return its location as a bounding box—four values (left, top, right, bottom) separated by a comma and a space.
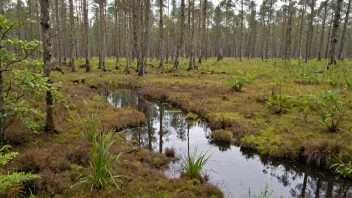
107, 90, 352, 198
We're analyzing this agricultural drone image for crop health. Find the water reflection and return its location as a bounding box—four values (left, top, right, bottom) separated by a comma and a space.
107, 90, 352, 198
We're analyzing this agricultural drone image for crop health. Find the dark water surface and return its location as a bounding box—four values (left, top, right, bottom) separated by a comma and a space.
107, 90, 352, 198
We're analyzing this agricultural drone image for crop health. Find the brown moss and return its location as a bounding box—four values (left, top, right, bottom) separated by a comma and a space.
211, 130, 233, 143
301, 139, 347, 168
165, 147, 175, 158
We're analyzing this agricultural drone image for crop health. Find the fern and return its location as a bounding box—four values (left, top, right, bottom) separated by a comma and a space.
0, 145, 40, 193
0, 172, 40, 192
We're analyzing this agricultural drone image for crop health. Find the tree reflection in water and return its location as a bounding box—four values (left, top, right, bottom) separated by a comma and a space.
107, 90, 352, 198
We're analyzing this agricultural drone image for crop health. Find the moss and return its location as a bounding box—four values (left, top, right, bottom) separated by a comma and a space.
185, 112, 199, 120
211, 130, 233, 143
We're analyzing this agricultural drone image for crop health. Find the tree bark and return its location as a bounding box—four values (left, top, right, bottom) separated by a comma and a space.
318, 1, 328, 61
114, 0, 120, 69
40, 0, 56, 134
305, 0, 316, 63
329, 0, 343, 66
139, 0, 150, 76
285, 0, 293, 60
188, 0, 195, 71
239, 0, 244, 62
83, 0, 90, 72
173, 0, 185, 70
55, 0, 61, 66
338, 0, 351, 60
159, 0, 164, 70
69, 0, 76, 72
199, 0, 206, 64
99, 0, 106, 71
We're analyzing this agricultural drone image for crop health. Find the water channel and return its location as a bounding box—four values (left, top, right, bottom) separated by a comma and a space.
107, 90, 352, 198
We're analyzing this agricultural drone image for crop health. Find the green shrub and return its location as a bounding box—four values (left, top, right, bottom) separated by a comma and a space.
180, 148, 210, 180
211, 130, 233, 143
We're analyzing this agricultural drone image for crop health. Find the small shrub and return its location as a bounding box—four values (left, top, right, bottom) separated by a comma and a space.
165, 147, 175, 158
211, 130, 232, 143
226, 77, 246, 92
180, 148, 210, 180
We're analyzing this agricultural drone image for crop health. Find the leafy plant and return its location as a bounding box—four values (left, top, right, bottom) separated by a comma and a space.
317, 90, 347, 132
296, 94, 318, 122
0, 14, 61, 143
79, 100, 99, 143
0, 145, 40, 193
72, 130, 123, 190
180, 148, 210, 180
330, 161, 352, 179
225, 72, 256, 92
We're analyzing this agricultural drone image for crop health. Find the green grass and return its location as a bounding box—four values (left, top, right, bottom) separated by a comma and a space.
180, 148, 211, 180
72, 130, 123, 190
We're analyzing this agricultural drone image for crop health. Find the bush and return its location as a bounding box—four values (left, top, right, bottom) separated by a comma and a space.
211, 130, 232, 143
180, 148, 210, 180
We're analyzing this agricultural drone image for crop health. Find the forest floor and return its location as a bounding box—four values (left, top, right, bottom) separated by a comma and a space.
5, 57, 352, 197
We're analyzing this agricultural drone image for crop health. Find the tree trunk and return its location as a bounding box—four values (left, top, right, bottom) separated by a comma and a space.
338, 0, 351, 60
99, 0, 106, 71
325, 12, 333, 59
159, 0, 164, 70
329, 0, 343, 66
114, 0, 120, 70
199, 0, 206, 64
61, 0, 66, 64
239, 0, 244, 62
318, 1, 328, 61
0, 73, 4, 145
285, 0, 293, 60
40, 0, 56, 134
69, 0, 76, 72
139, 0, 150, 76
173, 0, 185, 70
55, 0, 61, 66
188, 0, 195, 71
124, 9, 130, 74
83, 0, 90, 72
305, 0, 315, 63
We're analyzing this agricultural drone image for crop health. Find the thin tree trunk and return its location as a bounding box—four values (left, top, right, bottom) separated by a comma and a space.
114, 0, 120, 69
329, 0, 343, 66
69, 0, 76, 72
239, 0, 244, 62
173, 0, 185, 70
325, 12, 333, 59
159, 0, 164, 70
83, 0, 90, 72
199, 0, 206, 64
338, 0, 351, 60
139, 0, 150, 76
99, 0, 106, 71
55, 0, 61, 66
285, 0, 293, 60
61, 0, 67, 64
124, 9, 130, 74
188, 0, 195, 71
318, 1, 328, 61
40, 0, 56, 134
166, 0, 170, 63
305, 0, 315, 63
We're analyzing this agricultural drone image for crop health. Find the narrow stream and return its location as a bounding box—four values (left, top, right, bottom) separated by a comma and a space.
107, 90, 352, 198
